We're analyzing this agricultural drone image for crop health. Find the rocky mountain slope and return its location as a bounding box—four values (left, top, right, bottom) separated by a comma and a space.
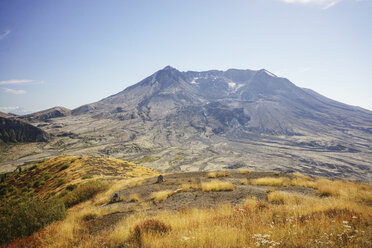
72, 66, 372, 137
2, 66, 372, 181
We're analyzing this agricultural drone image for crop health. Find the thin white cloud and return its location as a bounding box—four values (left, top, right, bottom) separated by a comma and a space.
281, 0, 365, 9
0, 79, 34, 85
3, 88, 26, 95
0, 106, 30, 114
0, 106, 20, 111
0, 29, 10, 40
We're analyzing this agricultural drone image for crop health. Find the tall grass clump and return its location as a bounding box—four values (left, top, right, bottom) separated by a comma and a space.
208, 171, 230, 178
129, 194, 141, 202
250, 177, 290, 186
181, 183, 199, 191
201, 180, 234, 192
267, 191, 304, 205
239, 169, 251, 174
151, 190, 174, 202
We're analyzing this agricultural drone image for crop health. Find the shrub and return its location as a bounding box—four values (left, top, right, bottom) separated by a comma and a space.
131, 219, 171, 246
56, 178, 66, 187
201, 180, 234, 192
0, 197, 66, 245
32, 180, 44, 189
62, 180, 109, 208
66, 184, 77, 191
82, 174, 93, 180
58, 164, 69, 172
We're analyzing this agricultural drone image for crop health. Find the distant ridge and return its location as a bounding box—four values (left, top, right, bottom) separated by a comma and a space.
20, 106, 71, 121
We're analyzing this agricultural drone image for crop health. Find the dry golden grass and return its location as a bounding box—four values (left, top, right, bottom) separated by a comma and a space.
265, 186, 276, 193
8, 170, 372, 248
267, 191, 304, 205
129, 194, 141, 202
6, 155, 158, 199
151, 190, 174, 202
102, 196, 372, 248
243, 196, 257, 208
249, 177, 291, 186
207, 171, 230, 178
240, 178, 249, 185
292, 172, 311, 180
249, 175, 372, 205
238, 169, 251, 174
201, 180, 234, 192
207, 172, 217, 178
181, 183, 200, 191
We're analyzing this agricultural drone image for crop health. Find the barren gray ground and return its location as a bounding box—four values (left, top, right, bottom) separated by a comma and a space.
85, 171, 317, 234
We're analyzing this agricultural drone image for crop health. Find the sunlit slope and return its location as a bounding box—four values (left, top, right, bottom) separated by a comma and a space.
1, 155, 157, 199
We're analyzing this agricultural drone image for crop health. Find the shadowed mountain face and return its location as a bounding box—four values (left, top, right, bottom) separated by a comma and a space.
0, 117, 49, 143
9, 66, 372, 181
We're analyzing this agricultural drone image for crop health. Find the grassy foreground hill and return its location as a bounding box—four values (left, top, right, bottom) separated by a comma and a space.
1, 156, 371, 247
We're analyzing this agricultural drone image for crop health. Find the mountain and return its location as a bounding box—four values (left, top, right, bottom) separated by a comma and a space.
72, 66, 372, 136
19, 106, 71, 122
7, 66, 372, 181
0, 116, 49, 143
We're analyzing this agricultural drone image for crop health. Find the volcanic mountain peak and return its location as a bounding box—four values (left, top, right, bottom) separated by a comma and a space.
6, 66, 372, 181
69, 66, 372, 138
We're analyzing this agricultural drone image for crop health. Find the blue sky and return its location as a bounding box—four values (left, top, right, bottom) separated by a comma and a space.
0, 0, 371, 114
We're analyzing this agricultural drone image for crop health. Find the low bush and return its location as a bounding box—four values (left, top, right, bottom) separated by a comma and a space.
62, 180, 109, 208
82, 174, 93, 179
0, 197, 66, 245
66, 184, 77, 191
131, 219, 171, 246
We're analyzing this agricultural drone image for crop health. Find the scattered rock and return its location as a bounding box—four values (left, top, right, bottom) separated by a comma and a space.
156, 175, 165, 183
110, 192, 121, 203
